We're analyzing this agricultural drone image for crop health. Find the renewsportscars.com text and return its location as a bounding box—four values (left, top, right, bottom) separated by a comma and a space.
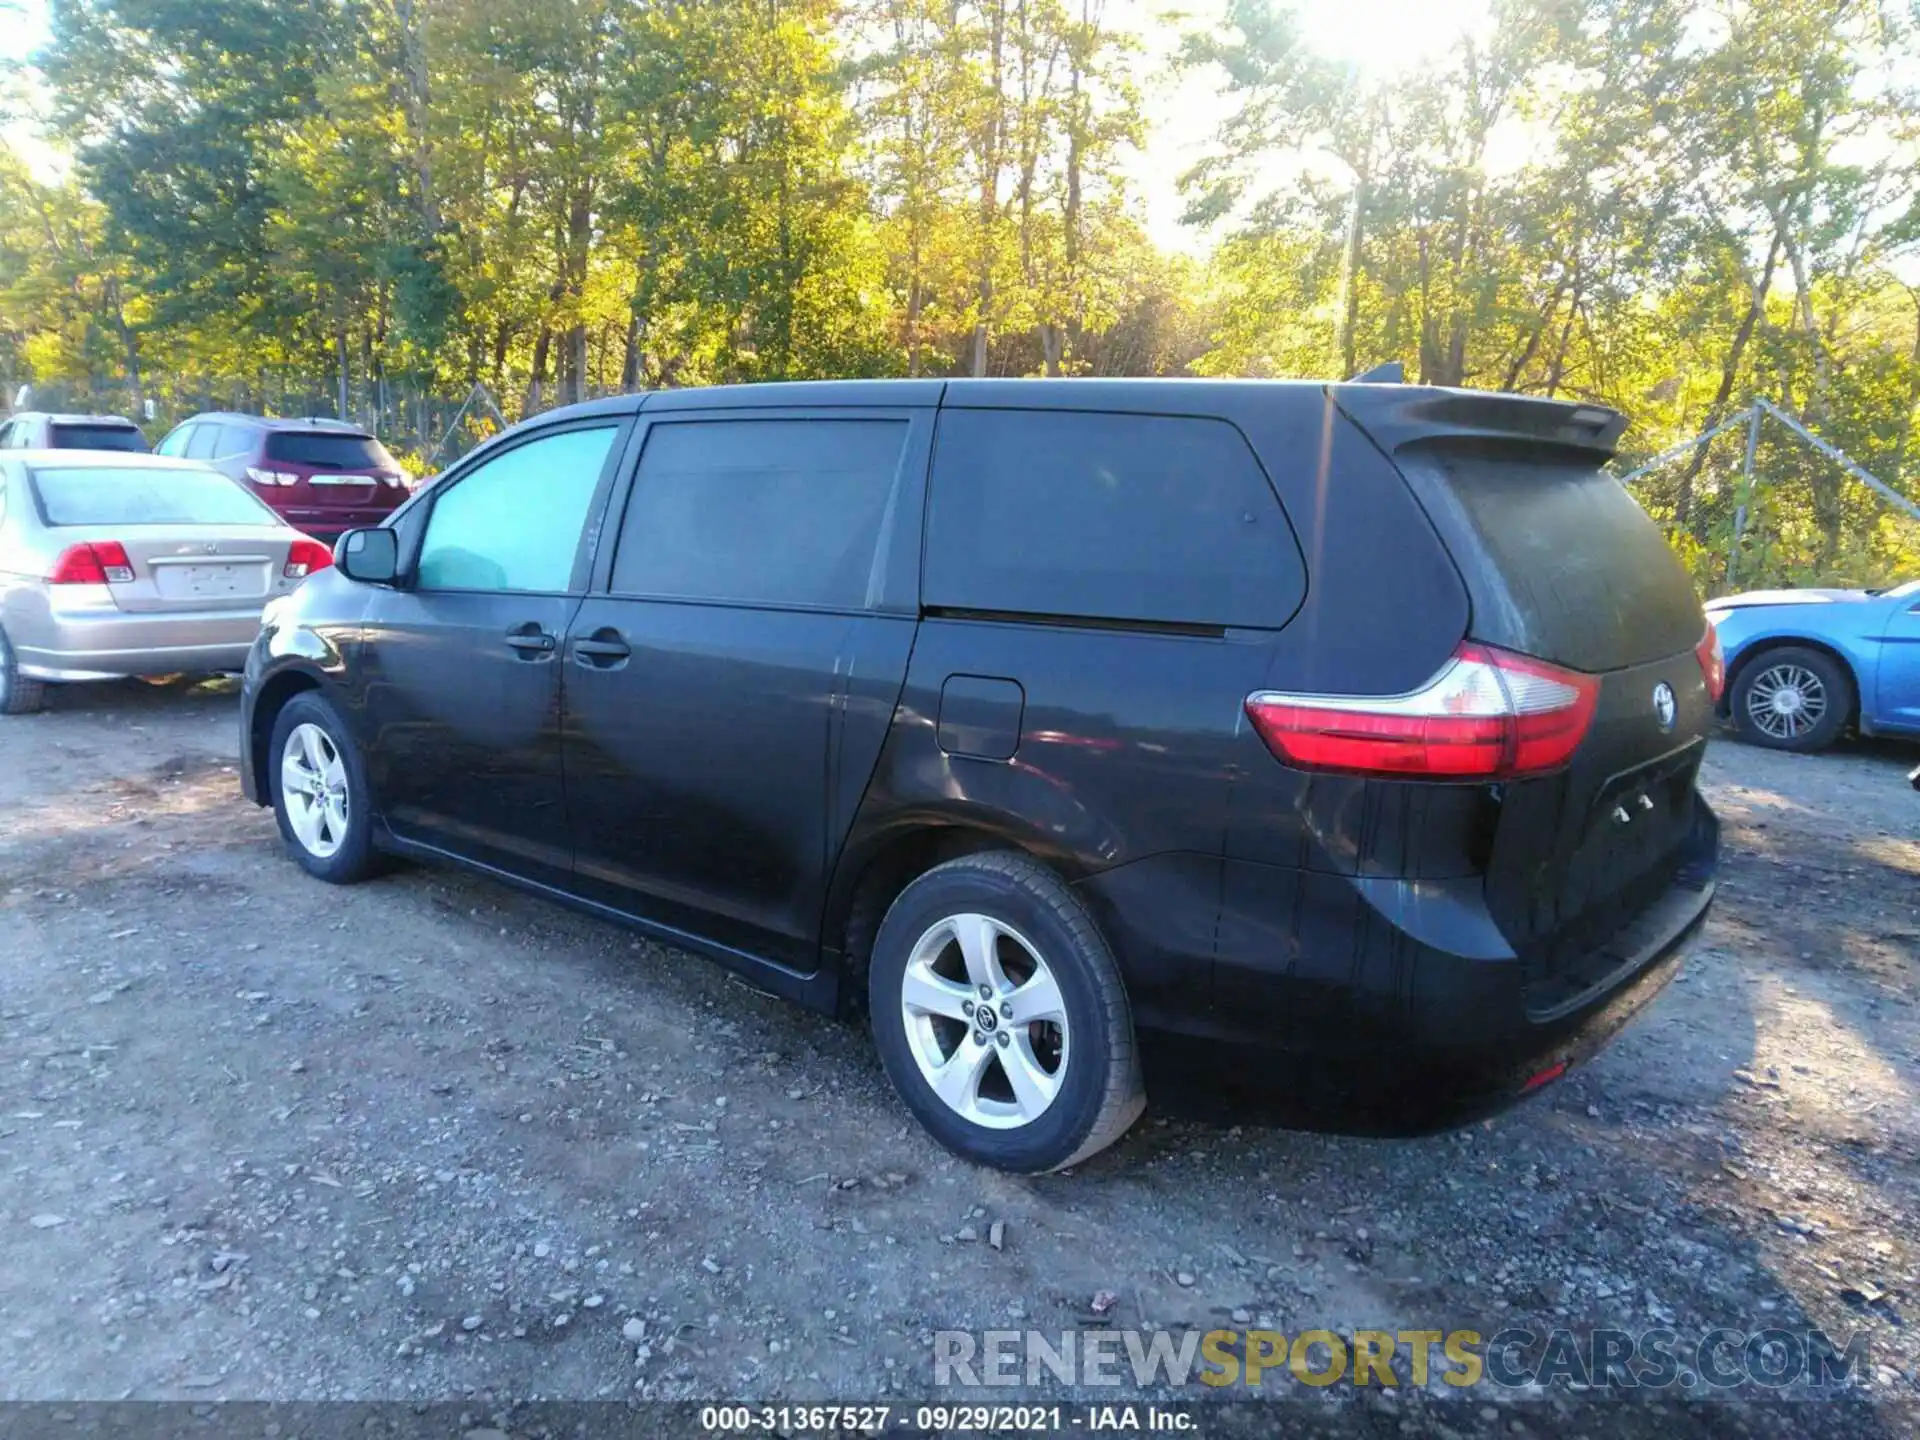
933, 1326, 1872, 1393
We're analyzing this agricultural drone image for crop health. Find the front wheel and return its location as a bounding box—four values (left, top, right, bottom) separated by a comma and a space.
269, 691, 380, 883
868, 852, 1145, 1173
1731, 646, 1853, 753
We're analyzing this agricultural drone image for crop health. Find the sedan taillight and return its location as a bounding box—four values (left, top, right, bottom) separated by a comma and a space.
284, 538, 334, 579
1245, 643, 1600, 780
48, 541, 134, 585
1695, 623, 1725, 704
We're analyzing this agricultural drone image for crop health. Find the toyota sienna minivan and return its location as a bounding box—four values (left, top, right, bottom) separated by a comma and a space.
238, 379, 1721, 1172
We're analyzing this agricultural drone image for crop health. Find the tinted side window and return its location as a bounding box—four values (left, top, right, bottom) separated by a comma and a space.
611, 418, 908, 609
210, 424, 255, 461
154, 425, 191, 457
415, 424, 618, 593
185, 425, 220, 460
924, 409, 1304, 629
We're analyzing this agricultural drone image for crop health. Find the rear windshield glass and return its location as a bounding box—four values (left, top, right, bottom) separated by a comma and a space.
31, 465, 280, 527
1398, 441, 1702, 672
49, 423, 148, 453
265, 431, 394, 470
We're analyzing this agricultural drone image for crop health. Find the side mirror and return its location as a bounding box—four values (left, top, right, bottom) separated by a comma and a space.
336, 527, 399, 585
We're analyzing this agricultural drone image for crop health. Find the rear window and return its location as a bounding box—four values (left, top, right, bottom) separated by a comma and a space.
924, 409, 1304, 629
30, 464, 281, 528
266, 430, 395, 470
1397, 441, 1703, 672
49, 423, 147, 453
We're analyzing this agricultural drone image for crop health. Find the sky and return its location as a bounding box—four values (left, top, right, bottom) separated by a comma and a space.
0, 0, 1493, 255
1125, 0, 1492, 251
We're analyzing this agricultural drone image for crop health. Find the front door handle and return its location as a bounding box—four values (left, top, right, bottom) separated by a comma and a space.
503, 627, 557, 656
571, 629, 632, 668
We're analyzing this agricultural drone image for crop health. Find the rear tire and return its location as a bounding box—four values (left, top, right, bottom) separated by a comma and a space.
0, 627, 45, 715
1731, 645, 1852, 753
269, 691, 380, 883
868, 851, 1145, 1173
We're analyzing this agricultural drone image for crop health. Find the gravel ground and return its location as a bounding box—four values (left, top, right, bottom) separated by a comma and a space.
0, 678, 1916, 1435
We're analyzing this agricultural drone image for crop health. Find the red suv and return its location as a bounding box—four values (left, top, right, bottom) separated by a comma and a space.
156, 413, 411, 543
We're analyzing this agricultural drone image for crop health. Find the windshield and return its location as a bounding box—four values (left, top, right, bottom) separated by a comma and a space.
49, 422, 149, 453
265, 430, 395, 470
30, 463, 282, 527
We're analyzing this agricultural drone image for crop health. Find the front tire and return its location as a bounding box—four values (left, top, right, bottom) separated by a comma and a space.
269, 691, 379, 883
0, 627, 45, 715
1732, 645, 1853, 752
868, 852, 1145, 1173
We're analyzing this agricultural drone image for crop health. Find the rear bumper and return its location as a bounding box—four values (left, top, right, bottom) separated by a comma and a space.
271, 505, 399, 542
14, 603, 265, 681
1158, 796, 1718, 1135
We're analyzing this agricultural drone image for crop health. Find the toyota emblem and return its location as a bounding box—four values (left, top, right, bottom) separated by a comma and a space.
1653, 681, 1677, 732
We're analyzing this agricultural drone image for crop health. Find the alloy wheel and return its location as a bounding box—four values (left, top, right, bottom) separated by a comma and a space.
899, 912, 1071, 1129
280, 722, 350, 859
1745, 663, 1828, 742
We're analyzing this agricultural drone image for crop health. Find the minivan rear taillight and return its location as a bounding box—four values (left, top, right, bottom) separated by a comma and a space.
48, 541, 134, 585
1245, 644, 1600, 780
283, 538, 334, 579
1695, 623, 1725, 704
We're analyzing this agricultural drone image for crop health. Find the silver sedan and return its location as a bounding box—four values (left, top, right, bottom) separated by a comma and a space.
0, 451, 332, 714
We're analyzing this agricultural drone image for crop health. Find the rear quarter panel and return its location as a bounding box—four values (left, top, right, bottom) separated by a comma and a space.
843, 616, 1273, 1032
0, 483, 56, 651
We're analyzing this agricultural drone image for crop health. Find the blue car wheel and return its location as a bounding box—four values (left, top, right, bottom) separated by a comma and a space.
1732, 645, 1853, 753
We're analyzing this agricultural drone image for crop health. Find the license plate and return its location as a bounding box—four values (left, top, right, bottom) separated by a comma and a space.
155, 563, 261, 600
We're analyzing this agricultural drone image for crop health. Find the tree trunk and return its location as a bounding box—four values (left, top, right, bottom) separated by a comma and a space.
1501, 268, 1573, 392
397, 0, 440, 234
561, 171, 593, 405
1039, 324, 1064, 376
104, 279, 144, 419
1333, 178, 1365, 379
972, 1, 1007, 379
1673, 228, 1784, 531
1061, 0, 1088, 369
621, 311, 642, 391
335, 326, 350, 420
491, 320, 512, 394
1888, 287, 1920, 484
527, 326, 551, 416
1542, 301, 1579, 397
565, 327, 588, 406
905, 270, 923, 378
1783, 228, 1845, 571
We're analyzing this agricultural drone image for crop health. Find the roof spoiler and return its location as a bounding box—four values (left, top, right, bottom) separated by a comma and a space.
1328, 384, 1628, 459
1349, 361, 1405, 384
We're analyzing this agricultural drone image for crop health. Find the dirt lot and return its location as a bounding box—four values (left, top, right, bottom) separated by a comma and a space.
1, 678, 1916, 1433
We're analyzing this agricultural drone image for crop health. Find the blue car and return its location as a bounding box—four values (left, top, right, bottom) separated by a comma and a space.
1707, 581, 1920, 751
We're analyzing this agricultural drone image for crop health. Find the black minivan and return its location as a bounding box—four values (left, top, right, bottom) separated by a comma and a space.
238, 379, 1721, 1172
